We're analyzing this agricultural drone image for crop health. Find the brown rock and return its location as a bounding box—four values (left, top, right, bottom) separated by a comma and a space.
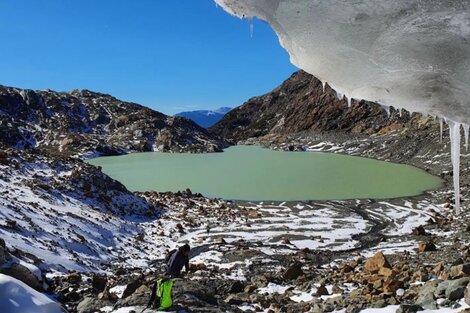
378, 267, 396, 277
383, 278, 404, 293
364, 252, 392, 273
412, 225, 427, 236
417, 242, 437, 252
451, 264, 470, 278
92, 275, 107, 292
68, 272, 82, 284
439, 272, 450, 280
315, 284, 329, 296
433, 262, 445, 274
244, 284, 258, 293
189, 263, 207, 271
283, 263, 305, 280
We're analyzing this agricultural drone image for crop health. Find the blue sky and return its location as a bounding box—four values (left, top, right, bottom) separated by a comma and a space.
0, 0, 297, 115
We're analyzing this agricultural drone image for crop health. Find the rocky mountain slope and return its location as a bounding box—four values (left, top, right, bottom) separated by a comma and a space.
0, 86, 226, 157
176, 107, 231, 128
0, 145, 162, 274
210, 71, 438, 143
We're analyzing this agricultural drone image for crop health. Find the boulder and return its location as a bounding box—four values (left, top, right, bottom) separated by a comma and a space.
315, 284, 329, 296
67, 272, 82, 284
229, 281, 245, 293
364, 251, 391, 273
251, 275, 269, 288
379, 267, 396, 277
412, 225, 427, 236
115, 285, 150, 308
416, 280, 438, 310
283, 263, 305, 280
171, 278, 218, 305
77, 297, 112, 313
396, 304, 424, 313
433, 262, 445, 274
244, 284, 258, 293
417, 242, 437, 252
464, 282, 470, 305
224, 294, 246, 305
444, 278, 470, 301
450, 264, 470, 278
92, 274, 107, 292
1, 263, 42, 291
121, 279, 144, 299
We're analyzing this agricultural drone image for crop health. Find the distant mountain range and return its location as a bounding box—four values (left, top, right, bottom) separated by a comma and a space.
176, 107, 231, 128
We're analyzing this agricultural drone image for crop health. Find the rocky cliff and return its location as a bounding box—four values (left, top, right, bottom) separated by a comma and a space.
0, 86, 226, 157
210, 71, 438, 142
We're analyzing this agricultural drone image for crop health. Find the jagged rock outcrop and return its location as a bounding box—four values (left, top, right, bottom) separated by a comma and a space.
0, 86, 226, 157
210, 71, 438, 142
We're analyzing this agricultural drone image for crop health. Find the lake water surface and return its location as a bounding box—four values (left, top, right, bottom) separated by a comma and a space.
88, 145, 443, 201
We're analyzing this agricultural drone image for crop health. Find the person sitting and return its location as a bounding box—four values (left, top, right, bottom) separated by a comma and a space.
166, 243, 191, 278
146, 244, 191, 310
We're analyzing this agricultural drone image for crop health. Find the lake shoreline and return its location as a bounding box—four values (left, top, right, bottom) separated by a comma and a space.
88, 144, 444, 202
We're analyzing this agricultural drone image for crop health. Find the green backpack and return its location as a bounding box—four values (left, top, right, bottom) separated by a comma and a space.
155, 278, 173, 310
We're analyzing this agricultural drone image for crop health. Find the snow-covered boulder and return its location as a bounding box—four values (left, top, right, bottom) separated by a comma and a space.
0, 274, 65, 313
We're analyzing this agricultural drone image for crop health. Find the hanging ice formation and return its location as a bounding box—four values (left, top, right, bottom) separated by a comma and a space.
448, 121, 462, 214
439, 118, 444, 143
464, 124, 470, 151
215, 0, 470, 213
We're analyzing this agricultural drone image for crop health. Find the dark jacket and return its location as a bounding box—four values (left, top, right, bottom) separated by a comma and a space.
166, 249, 189, 278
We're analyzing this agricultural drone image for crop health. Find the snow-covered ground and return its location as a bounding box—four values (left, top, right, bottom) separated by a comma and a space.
0, 274, 65, 313
0, 153, 156, 273
0, 149, 456, 313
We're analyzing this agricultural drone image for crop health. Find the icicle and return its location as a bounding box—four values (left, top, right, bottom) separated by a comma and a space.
464, 123, 469, 151
448, 120, 461, 214
439, 117, 444, 143
247, 17, 254, 37
322, 81, 326, 93
346, 96, 352, 108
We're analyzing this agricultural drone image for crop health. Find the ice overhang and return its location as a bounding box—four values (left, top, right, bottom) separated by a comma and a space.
215, 0, 470, 124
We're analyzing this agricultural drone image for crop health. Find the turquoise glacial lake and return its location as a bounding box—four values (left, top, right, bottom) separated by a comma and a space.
87, 145, 443, 201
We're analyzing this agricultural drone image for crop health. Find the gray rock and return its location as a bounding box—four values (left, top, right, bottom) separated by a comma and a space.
396, 304, 423, 313
450, 263, 470, 278
346, 304, 362, 313
121, 279, 144, 299
416, 280, 439, 310
445, 278, 470, 301
77, 297, 112, 313
172, 279, 218, 305
464, 282, 470, 305
311, 303, 325, 313
115, 285, 150, 308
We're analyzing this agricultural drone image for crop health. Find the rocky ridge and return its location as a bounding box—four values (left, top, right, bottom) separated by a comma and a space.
210, 70, 439, 145
0, 86, 226, 157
